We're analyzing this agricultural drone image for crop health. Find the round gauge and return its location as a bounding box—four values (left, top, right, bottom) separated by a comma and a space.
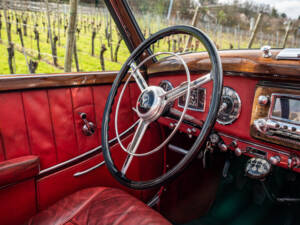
159, 80, 173, 92
159, 80, 174, 109
217, 86, 241, 125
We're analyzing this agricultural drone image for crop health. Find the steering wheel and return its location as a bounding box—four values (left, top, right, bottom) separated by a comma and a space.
102, 25, 223, 190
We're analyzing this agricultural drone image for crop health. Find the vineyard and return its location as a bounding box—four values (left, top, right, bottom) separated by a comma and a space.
0, 0, 299, 75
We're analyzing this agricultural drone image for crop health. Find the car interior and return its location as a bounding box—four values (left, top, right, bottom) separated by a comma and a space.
0, 0, 300, 225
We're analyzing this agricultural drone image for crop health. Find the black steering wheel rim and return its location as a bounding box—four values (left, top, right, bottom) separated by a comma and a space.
102, 25, 223, 190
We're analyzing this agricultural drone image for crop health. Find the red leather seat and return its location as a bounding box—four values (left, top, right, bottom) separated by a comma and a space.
26, 187, 171, 225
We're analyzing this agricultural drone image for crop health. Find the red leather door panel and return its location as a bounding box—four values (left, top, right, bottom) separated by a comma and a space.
48, 88, 79, 162
0, 84, 134, 169
0, 79, 165, 225
23, 90, 58, 168
0, 92, 31, 160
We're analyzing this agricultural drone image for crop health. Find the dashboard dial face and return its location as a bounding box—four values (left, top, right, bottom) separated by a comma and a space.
178, 88, 206, 112
159, 80, 174, 108
217, 86, 241, 125
159, 80, 173, 92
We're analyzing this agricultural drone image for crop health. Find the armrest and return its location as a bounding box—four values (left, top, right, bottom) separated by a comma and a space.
0, 155, 40, 187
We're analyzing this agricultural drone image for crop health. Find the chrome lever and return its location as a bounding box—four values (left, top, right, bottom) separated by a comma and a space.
79, 112, 96, 136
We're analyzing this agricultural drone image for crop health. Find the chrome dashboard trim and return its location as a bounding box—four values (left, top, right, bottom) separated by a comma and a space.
268, 93, 300, 126
39, 121, 138, 177
73, 161, 106, 177
219, 132, 290, 156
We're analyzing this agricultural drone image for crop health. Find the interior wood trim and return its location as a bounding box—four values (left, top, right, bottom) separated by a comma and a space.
0, 71, 132, 92
250, 84, 300, 150
147, 49, 300, 80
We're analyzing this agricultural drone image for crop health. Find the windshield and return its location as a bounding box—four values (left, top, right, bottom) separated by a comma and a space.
127, 0, 300, 50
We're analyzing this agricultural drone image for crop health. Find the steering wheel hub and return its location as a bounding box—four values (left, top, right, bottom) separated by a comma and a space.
136, 86, 165, 121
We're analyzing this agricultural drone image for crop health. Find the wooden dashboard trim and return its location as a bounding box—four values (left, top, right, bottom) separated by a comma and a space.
250, 83, 300, 150
0, 71, 132, 92
147, 49, 300, 80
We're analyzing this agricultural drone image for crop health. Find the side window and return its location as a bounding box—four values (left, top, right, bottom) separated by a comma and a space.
0, 0, 130, 75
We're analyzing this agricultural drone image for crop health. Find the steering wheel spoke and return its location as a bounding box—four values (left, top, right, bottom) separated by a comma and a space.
130, 63, 148, 91
162, 73, 211, 104
121, 119, 149, 175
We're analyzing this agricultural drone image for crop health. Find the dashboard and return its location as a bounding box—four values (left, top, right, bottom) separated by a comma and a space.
148, 49, 300, 173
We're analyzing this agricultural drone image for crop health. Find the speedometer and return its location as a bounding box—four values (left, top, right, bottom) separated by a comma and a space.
217, 86, 241, 125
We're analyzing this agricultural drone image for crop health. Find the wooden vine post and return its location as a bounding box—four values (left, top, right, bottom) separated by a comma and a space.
100, 44, 107, 71
45, 0, 58, 66
64, 0, 78, 72
17, 27, 30, 73
3, 3, 15, 74
184, 5, 200, 51
282, 21, 292, 48
0, 13, 2, 40
247, 13, 263, 49
73, 37, 80, 72
91, 28, 97, 56
114, 32, 122, 62
34, 24, 41, 59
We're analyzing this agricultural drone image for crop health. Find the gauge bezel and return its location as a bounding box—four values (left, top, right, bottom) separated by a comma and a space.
217, 86, 242, 125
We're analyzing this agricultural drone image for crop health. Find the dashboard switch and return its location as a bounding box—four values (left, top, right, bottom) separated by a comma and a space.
269, 156, 281, 165
288, 156, 300, 169
231, 140, 238, 148
258, 95, 269, 105
235, 147, 244, 156
218, 143, 228, 152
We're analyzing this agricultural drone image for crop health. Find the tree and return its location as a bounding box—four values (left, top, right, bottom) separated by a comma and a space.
271, 8, 278, 18
217, 9, 226, 25
281, 13, 287, 19
64, 0, 78, 72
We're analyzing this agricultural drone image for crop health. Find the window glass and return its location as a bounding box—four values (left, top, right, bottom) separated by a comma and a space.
128, 0, 300, 51
0, 0, 130, 75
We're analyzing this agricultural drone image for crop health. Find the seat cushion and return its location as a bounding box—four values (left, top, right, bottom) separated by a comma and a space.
26, 187, 171, 225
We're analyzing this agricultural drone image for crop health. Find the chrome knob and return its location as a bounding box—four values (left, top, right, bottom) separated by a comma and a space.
218, 143, 228, 152
219, 102, 228, 113
254, 118, 267, 133
258, 95, 269, 105
235, 147, 243, 156
261, 45, 272, 58
269, 156, 281, 165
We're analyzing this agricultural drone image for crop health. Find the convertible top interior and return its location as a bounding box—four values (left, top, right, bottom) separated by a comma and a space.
0, 0, 300, 225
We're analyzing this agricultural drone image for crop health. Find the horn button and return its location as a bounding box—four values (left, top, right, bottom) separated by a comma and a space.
136, 86, 165, 121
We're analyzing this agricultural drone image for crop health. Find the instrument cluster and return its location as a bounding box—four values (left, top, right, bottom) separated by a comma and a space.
159, 80, 242, 125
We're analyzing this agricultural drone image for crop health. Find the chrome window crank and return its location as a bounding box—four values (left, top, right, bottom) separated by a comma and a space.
79, 112, 96, 136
